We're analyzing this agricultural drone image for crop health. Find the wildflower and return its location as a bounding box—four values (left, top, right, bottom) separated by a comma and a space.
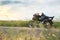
52, 34, 56, 37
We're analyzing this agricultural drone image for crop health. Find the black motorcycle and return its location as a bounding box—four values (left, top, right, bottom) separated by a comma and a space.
29, 13, 54, 28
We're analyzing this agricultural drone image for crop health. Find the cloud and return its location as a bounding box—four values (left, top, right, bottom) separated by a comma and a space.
0, 1, 22, 5
0, 0, 33, 6
0, 0, 60, 6
0, 0, 60, 20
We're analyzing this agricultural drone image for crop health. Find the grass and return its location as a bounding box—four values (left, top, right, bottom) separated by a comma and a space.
0, 20, 60, 28
53, 21, 60, 28
0, 20, 29, 27
0, 20, 60, 40
0, 28, 60, 40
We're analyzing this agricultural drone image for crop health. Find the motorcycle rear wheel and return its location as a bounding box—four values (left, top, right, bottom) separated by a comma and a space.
43, 22, 51, 29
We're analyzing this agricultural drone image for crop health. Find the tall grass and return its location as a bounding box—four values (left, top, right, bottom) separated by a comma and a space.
0, 28, 60, 40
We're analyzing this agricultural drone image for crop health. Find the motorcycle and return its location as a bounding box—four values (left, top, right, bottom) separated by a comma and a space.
29, 16, 54, 28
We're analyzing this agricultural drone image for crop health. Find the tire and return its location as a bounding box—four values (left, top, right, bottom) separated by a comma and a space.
29, 20, 33, 28
29, 20, 40, 28
43, 22, 51, 29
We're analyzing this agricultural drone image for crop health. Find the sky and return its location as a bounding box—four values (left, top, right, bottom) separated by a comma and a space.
0, 0, 60, 20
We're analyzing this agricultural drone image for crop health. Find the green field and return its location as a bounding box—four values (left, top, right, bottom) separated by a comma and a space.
0, 20, 60, 28
0, 20, 29, 27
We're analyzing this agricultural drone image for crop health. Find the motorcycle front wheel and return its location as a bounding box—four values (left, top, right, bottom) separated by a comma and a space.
29, 20, 40, 28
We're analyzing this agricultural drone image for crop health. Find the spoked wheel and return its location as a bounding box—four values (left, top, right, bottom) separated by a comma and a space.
29, 20, 40, 28
33, 21, 40, 28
